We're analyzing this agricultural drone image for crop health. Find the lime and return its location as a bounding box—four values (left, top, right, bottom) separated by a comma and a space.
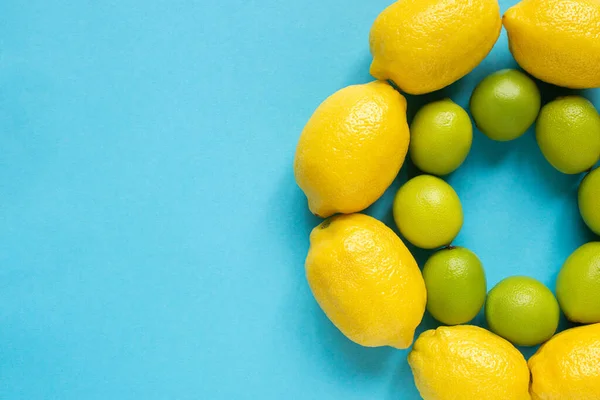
470, 69, 541, 141
485, 276, 559, 346
393, 175, 463, 249
579, 168, 600, 235
556, 242, 600, 324
536, 96, 600, 174
409, 99, 473, 176
423, 247, 486, 325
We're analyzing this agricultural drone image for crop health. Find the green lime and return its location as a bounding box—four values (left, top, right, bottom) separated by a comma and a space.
485, 276, 559, 346
536, 96, 600, 174
393, 175, 463, 249
556, 242, 600, 324
409, 99, 473, 176
470, 69, 541, 141
579, 168, 600, 235
423, 247, 486, 325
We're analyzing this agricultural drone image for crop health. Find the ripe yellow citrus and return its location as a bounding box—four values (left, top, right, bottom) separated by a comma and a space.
504, 0, 600, 89
305, 214, 426, 349
408, 325, 530, 400
529, 323, 600, 400
369, 0, 501, 94
294, 81, 409, 217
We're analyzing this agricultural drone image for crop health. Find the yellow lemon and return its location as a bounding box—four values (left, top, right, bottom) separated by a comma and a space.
305, 213, 426, 349
294, 81, 409, 218
504, 0, 600, 89
529, 323, 600, 400
408, 325, 530, 400
369, 0, 501, 95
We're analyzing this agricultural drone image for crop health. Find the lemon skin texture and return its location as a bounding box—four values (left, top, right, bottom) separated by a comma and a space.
556, 242, 600, 324
535, 96, 600, 174
305, 214, 426, 349
423, 247, 486, 325
369, 0, 501, 95
409, 99, 473, 176
504, 0, 600, 89
579, 168, 600, 235
408, 325, 530, 400
470, 69, 541, 141
529, 323, 600, 400
393, 175, 463, 249
294, 81, 409, 218
485, 276, 560, 347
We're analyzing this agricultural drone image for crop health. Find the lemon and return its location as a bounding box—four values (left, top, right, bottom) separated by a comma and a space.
529, 323, 600, 400
579, 168, 600, 235
504, 0, 600, 89
393, 175, 463, 249
423, 247, 486, 325
536, 96, 600, 174
556, 242, 600, 324
470, 69, 541, 141
305, 213, 426, 349
408, 325, 530, 400
409, 99, 473, 176
369, 0, 501, 95
294, 81, 409, 218
485, 276, 560, 347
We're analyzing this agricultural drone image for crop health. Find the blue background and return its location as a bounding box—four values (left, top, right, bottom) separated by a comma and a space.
1, 0, 598, 398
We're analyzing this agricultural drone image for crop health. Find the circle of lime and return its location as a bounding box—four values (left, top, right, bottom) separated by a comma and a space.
556, 242, 600, 324
423, 247, 486, 325
485, 276, 560, 347
536, 96, 600, 174
410, 99, 473, 176
393, 175, 463, 250
470, 69, 541, 142
579, 168, 600, 235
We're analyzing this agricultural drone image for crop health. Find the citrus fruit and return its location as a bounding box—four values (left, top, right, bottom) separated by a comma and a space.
556, 242, 600, 324
294, 81, 409, 218
579, 168, 600, 235
422, 247, 486, 325
409, 99, 473, 176
503, 0, 600, 89
305, 213, 426, 349
393, 175, 463, 249
408, 325, 530, 400
485, 276, 560, 346
535, 96, 600, 174
369, 0, 501, 94
470, 69, 541, 141
529, 323, 600, 400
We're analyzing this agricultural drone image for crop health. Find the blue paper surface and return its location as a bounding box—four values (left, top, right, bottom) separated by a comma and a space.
0, 0, 598, 398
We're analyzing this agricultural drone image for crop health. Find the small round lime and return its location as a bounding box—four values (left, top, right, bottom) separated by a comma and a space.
393, 175, 463, 249
423, 247, 486, 325
485, 276, 559, 347
536, 96, 600, 174
556, 242, 600, 324
579, 168, 600, 235
470, 69, 541, 141
409, 99, 473, 176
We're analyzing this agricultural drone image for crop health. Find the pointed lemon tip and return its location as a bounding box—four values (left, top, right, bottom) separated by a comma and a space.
369, 59, 387, 81
307, 200, 334, 219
